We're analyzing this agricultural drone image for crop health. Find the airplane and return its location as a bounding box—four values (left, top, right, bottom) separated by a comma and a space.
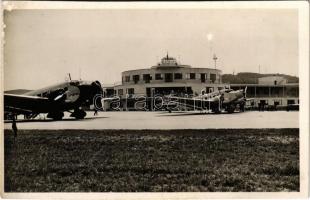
164, 87, 249, 114
4, 80, 104, 120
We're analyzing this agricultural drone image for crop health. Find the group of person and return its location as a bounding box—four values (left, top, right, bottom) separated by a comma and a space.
258, 102, 278, 111
258, 102, 266, 111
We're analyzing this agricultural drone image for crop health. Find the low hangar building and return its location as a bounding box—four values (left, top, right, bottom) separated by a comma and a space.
230, 75, 299, 108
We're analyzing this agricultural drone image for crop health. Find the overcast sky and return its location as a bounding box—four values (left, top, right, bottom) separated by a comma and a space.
4, 9, 298, 90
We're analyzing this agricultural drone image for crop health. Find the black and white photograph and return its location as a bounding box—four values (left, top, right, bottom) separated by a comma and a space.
1, 1, 309, 199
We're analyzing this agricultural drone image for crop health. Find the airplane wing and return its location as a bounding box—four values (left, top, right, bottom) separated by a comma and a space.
245, 98, 255, 101
4, 93, 51, 114
102, 97, 119, 101
165, 96, 219, 111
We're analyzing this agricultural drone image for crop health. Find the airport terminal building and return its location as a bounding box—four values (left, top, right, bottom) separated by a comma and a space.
106, 54, 224, 98
103, 55, 299, 111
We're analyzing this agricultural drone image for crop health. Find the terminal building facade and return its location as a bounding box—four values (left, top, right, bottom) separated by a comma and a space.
108, 54, 224, 99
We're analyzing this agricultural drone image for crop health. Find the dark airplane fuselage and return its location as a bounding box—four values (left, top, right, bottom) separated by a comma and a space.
4, 80, 103, 119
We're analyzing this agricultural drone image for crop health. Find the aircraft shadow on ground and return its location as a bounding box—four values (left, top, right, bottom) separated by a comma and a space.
4, 116, 108, 123
157, 111, 244, 117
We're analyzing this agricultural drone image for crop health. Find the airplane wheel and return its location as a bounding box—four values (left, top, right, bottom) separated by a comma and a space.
47, 112, 64, 120
212, 108, 221, 114
227, 105, 235, 113
240, 104, 245, 112
72, 109, 86, 119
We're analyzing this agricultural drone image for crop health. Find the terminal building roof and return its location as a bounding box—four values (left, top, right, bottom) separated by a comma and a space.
122, 53, 221, 73
151, 53, 191, 69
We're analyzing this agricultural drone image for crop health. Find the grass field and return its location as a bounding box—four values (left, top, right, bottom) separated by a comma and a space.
4, 129, 299, 192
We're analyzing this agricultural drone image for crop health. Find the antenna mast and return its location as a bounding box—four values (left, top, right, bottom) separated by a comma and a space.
79, 67, 82, 80
68, 73, 71, 81
213, 54, 218, 69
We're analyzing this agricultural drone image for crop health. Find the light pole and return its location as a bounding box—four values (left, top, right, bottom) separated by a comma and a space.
213, 54, 218, 69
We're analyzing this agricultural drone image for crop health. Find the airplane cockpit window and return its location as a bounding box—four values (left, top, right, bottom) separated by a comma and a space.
38, 92, 48, 97
69, 81, 80, 86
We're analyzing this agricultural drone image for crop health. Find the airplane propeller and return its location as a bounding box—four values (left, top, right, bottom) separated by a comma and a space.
92, 80, 103, 95
243, 86, 247, 98
54, 90, 69, 101
53, 86, 80, 103
91, 80, 104, 111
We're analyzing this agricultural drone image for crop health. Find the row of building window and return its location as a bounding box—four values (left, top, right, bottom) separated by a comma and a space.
116, 86, 298, 96
246, 99, 299, 107
123, 73, 218, 83
117, 88, 133, 96
231, 86, 299, 98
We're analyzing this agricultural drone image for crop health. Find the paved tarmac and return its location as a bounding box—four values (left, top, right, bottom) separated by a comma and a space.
4, 111, 299, 130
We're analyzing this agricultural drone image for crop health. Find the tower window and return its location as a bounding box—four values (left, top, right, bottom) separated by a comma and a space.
155, 73, 163, 80
201, 73, 206, 83
174, 73, 183, 80
143, 74, 152, 83
133, 75, 140, 84
128, 88, 135, 95
125, 76, 130, 82
165, 73, 173, 82
118, 89, 123, 95
210, 73, 216, 83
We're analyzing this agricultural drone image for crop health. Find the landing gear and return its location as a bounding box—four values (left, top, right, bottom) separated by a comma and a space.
240, 103, 245, 112
227, 105, 236, 114
70, 108, 86, 119
24, 113, 38, 120
47, 112, 64, 120
212, 108, 221, 114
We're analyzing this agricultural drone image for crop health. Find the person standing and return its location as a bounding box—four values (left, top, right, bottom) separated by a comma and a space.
12, 116, 18, 138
